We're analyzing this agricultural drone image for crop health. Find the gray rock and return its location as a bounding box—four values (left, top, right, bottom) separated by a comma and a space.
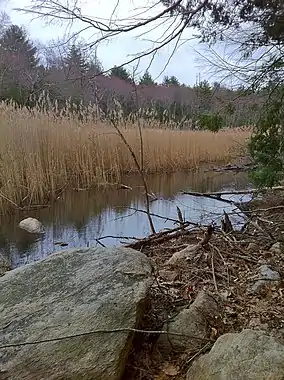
249, 264, 281, 294
0, 247, 153, 380
157, 291, 221, 357
259, 264, 281, 281
0, 254, 11, 276
18, 217, 44, 234
186, 329, 284, 380
270, 242, 282, 254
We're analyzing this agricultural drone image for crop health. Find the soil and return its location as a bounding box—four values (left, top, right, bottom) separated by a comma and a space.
122, 191, 284, 380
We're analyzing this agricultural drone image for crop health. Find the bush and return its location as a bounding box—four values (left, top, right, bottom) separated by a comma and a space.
197, 112, 224, 132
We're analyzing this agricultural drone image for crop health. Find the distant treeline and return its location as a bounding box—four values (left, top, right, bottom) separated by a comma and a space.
0, 20, 265, 129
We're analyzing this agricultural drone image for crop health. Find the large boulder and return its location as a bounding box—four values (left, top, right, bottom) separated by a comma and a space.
0, 247, 153, 380
186, 329, 284, 380
18, 217, 44, 234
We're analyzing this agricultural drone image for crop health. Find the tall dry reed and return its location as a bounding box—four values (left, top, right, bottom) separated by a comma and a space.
0, 102, 249, 212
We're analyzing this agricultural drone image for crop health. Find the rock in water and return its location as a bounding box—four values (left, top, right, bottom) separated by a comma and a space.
186, 329, 284, 380
18, 217, 44, 234
0, 247, 153, 380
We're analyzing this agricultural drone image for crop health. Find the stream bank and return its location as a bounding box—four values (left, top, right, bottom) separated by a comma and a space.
122, 190, 284, 380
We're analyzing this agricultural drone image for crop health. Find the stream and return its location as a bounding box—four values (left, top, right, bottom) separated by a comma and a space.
0, 170, 252, 269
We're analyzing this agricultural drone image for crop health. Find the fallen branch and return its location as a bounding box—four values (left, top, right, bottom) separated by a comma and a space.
123, 206, 200, 227
166, 225, 214, 265
181, 190, 238, 205
182, 186, 284, 198
126, 224, 198, 250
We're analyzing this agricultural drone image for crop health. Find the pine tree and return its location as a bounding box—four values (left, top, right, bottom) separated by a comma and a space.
64, 44, 89, 76
139, 70, 155, 85
0, 25, 38, 68
110, 65, 131, 82
163, 75, 180, 86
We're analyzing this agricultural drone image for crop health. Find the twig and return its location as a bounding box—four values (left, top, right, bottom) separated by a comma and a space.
0, 327, 213, 349
185, 342, 212, 366
95, 239, 106, 248
96, 235, 140, 241
181, 190, 237, 205
126, 224, 195, 250
211, 250, 218, 293
110, 117, 156, 234
124, 206, 200, 227
183, 186, 284, 197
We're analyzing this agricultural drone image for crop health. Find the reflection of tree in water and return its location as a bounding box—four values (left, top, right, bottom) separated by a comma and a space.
0, 170, 250, 268
14, 232, 39, 256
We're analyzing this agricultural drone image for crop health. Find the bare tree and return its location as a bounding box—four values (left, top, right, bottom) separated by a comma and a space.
15, 1, 283, 88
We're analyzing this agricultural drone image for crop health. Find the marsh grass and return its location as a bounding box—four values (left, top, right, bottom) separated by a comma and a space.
0, 102, 250, 212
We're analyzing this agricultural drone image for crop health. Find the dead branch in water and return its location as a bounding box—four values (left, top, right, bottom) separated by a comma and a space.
126, 223, 199, 251
181, 186, 284, 204
122, 206, 201, 227
221, 211, 233, 233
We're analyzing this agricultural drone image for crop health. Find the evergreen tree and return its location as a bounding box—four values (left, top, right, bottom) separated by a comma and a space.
139, 70, 155, 85
110, 65, 131, 81
163, 75, 180, 86
0, 25, 40, 104
0, 25, 39, 68
64, 44, 89, 76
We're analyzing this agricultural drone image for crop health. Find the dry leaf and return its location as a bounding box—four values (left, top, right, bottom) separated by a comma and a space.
162, 362, 179, 376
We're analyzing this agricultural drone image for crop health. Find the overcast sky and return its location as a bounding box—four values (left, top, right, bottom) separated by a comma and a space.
2, 0, 213, 85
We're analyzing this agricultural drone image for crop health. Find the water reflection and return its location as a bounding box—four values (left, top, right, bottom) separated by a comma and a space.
0, 170, 251, 268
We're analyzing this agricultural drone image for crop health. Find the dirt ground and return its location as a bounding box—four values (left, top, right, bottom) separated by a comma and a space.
122, 191, 284, 380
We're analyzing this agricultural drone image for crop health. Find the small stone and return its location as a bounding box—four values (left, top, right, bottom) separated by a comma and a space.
269, 242, 282, 254
259, 264, 280, 281
159, 269, 178, 282
248, 264, 281, 294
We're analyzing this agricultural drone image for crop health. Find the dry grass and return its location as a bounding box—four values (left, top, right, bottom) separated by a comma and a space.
0, 102, 250, 212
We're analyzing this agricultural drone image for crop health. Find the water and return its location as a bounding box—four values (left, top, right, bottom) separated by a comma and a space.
0, 170, 252, 268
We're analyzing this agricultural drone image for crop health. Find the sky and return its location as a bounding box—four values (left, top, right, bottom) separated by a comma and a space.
3, 0, 212, 85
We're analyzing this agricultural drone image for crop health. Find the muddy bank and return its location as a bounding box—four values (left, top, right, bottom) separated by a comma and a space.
122, 190, 284, 380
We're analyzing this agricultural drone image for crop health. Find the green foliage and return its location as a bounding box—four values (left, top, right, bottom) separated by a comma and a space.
249, 89, 284, 187
163, 75, 180, 86
0, 25, 38, 68
224, 102, 236, 116
64, 44, 89, 75
139, 70, 155, 85
110, 65, 131, 82
197, 112, 224, 133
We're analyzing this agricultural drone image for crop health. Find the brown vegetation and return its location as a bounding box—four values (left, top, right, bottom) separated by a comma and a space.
0, 102, 249, 213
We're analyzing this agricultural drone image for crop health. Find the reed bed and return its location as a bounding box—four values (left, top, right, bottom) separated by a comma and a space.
0, 102, 250, 212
